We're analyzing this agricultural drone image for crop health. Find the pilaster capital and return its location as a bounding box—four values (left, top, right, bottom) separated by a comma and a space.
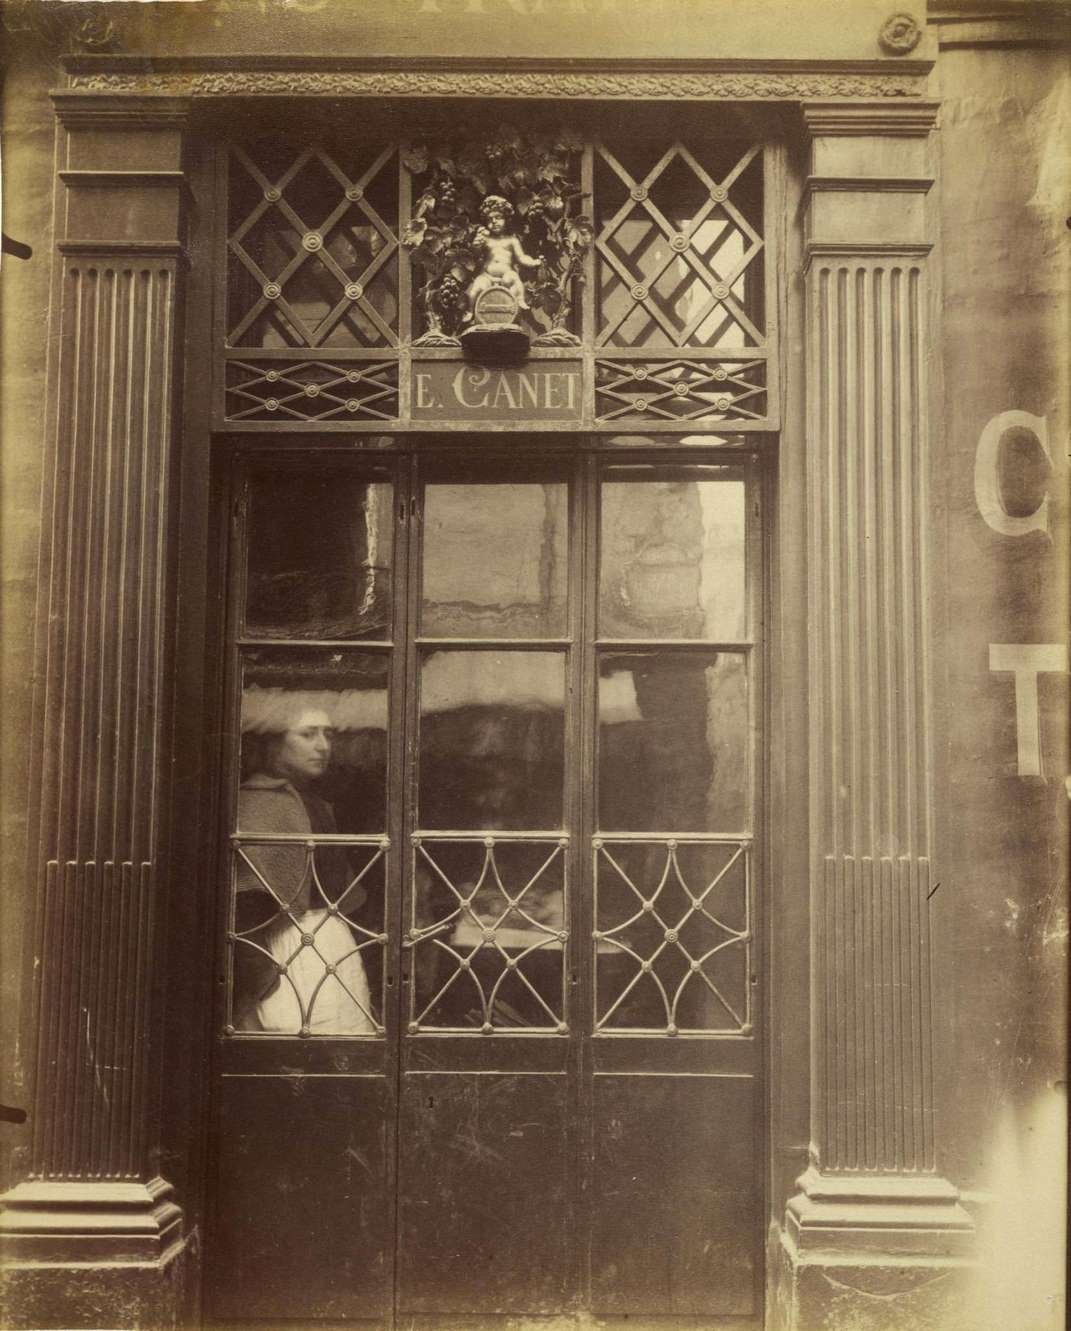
799, 102, 940, 245
801, 99, 941, 139
51, 96, 191, 247
51, 91, 192, 130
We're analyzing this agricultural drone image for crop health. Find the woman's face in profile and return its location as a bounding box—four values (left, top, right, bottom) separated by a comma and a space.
268, 707, 333, 785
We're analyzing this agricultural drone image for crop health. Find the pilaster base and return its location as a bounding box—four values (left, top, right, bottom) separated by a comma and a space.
0, 1178, 194, 1331
775, 1167, 975, 1331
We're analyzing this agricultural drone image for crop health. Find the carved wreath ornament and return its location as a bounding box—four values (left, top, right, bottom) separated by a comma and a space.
878, 12, 922, 55
401, 125, 593, 346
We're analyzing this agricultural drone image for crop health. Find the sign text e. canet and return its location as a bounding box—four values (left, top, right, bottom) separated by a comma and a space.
412, 361, 582, 421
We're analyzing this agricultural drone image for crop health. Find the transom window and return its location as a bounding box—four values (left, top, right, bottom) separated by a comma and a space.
217, 111, 776, 432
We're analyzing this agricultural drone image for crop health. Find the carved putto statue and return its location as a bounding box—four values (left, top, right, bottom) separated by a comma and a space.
467, 195, 541, 314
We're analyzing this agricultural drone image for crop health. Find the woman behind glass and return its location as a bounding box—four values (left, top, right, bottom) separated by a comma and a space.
234, 702, 375, 1035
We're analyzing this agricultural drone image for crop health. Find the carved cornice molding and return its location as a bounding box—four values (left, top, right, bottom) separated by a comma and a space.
63, 66, 927, 101
802, 99, 940, 135
52, 91, 191, 128
59, 169, 186, 188
805, 174, 934, 194
928, 0, 1069, 19
57, 240, 187, 257
803, 241, 934, 271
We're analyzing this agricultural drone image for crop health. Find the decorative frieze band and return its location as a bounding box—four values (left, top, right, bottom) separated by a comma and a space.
64, 67, 926, 100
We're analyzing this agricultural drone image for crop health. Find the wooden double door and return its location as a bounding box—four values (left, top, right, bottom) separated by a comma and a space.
204, 444, 763, 1329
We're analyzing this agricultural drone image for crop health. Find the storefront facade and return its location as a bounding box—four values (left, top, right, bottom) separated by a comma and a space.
1, 3, 1066, 1329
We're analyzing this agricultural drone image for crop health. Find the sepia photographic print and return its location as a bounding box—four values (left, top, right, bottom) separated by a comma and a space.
0, 2, 1067, 1329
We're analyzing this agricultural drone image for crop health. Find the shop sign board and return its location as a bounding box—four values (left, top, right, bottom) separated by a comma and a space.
412, 360, 582, 421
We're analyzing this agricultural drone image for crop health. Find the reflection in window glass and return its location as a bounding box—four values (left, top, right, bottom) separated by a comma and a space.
230, 651, 389, 1036
598, 652, 748, 833
418, 651, 565, 830
605, 434, 747, 449
600, 472, 746, 640
245, 473, 393, 640
421, 483, 567, 638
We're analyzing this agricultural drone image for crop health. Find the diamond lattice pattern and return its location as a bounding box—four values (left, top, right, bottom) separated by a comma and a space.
228, 142, 400, 349
225, 358, 399, 421
594, 357, 766, 423
596, 141, 764, 349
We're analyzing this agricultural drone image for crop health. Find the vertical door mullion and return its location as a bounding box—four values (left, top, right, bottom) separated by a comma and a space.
399, 456, 423, 1027
576, 450, 602, 1308
746, 455, 763, 1033
385, 455, 413, 1331
390, 452, 425, 1329
748, 451, 767, 1320
216, 459, 250, 1040
560, 450, 587, 1311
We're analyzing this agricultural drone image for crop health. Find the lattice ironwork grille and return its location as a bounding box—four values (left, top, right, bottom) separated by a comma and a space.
594, 837, 751, 1035
219, 126, 775, 430
408, 835, 569, 1033
594, 141, 764, 349
227, 834, 389, 1037
227, 142, 400, 350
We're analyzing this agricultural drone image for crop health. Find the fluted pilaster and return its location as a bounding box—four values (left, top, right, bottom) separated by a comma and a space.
2, 98, 190, 1290
809, 254, 936, 1175
783, 101, 970, 1277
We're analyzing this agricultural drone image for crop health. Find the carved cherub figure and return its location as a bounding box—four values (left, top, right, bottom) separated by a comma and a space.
467, 195, 541, 313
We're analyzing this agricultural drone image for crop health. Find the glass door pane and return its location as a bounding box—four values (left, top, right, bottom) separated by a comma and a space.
598, 464, 747, 640
587, 457, 760, 1321
396, 462, 577, 1320
409, 468, 573, 1035
209, 460, 402, 1328
231, 647, 390, 1036
421, 479, 568, 638
244, 470, 394, 640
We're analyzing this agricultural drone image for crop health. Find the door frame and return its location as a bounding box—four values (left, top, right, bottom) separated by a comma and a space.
198, 435, 770, 1327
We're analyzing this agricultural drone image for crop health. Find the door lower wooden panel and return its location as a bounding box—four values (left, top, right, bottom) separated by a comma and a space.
395, 1072, 572, 1316
207, 1074, 391, 1322
591, 1072, 759, 1319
